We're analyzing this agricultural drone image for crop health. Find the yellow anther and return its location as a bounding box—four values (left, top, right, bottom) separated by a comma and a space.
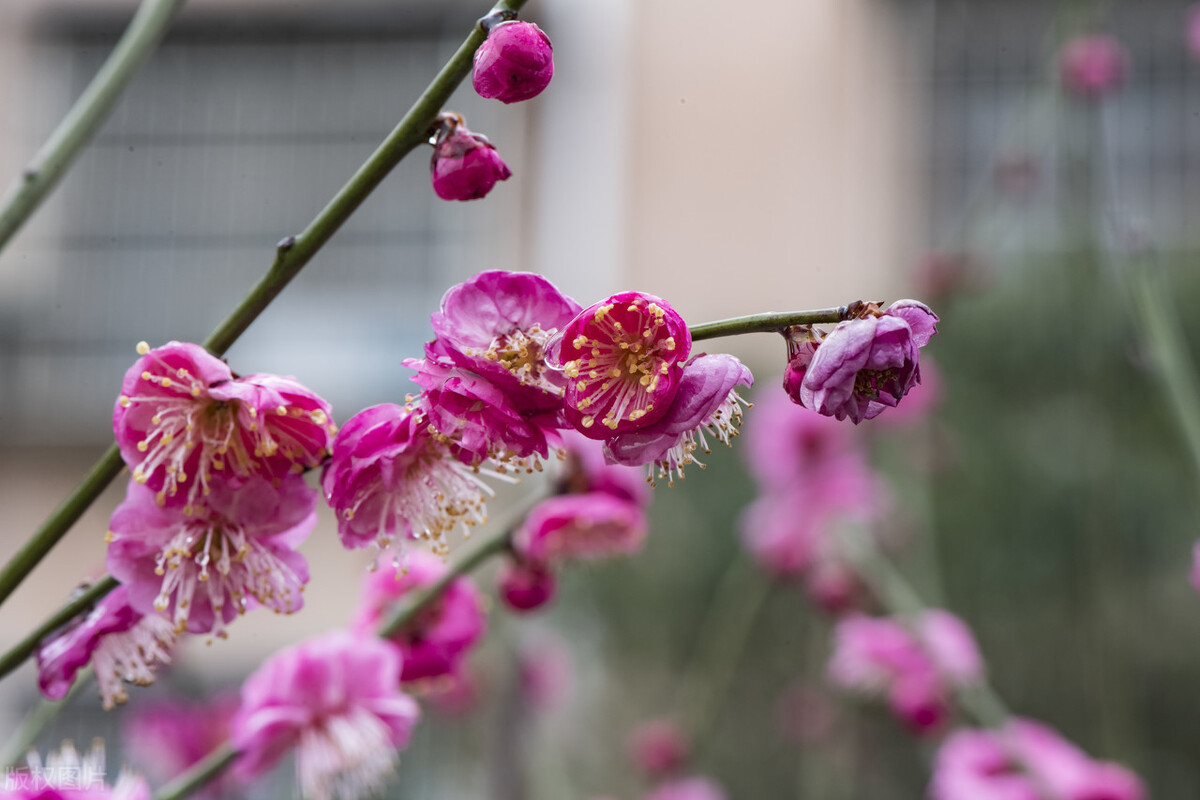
141, 371, 153, 381
581, 415, 595, 428
136, 341, 150, 355
118, 395, 131, 408
137, 440, 149, 452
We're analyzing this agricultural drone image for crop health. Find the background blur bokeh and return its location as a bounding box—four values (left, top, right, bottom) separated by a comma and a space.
2, 0, 1200, 797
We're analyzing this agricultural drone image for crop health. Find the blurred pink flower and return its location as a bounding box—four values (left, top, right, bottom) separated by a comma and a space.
422, 669, 483, 717
473, 20, 554, 103
555, 291, 692, 438
106, 474, 315, 636
513, 493, 648, 565
123, 693, 238, 796
10, 741, 149, 800
628, 718, 689, 777
559, 428, 651, 507
518, 634, 574, 712
322, 403, 491, 557
641, 777, 727, 800
1189, 5, 1200, 61
497, 559, 557, 612
604, 354, 753, 486
1190, 540, 1200, 593
36, 584, 175, 710
113, 341, 334, 512
430, 124, 511, 201
742, 390, 860, 493
232, 631, 420, 800
795, 301, 939, 424
828, 611, 983, 733
1058, 35, 1129, 100
931, 719, 1145, 800
351, 550, 487, 684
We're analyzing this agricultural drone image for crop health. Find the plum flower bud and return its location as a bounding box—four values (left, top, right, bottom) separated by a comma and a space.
430, 114, 512, 201
106, 474, 316, 636
931, 719, 1145, 800
628, 718, 689, 777
232, 631, 420, 800
113, 341, 334, 512
554, 291, 692, 438
351, 551, 487, 684
604, 353, 753, 486
497, 559, 557, 612
13, 741, 150, 800
513, 492, 648, 565
473, 20, 554, 104
36, 584, 175, 710
1059, 34, 1129, 100
795, 300, 938, 424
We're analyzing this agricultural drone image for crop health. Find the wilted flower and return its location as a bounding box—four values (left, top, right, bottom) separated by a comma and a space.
36, 584, 174, 709
555, 291, 692, 438
9, 741, 150, 800
497, 559, 557, 612
513, 493, 648, 565
931, 719, 1145, 800
605, 354, 753, 486
794, 300, 938, 424
828, 611, 983, 733
113, 341, 334, 511
430, 114, 512, 201
473, 20, 554, 103
232, 631, 420, 800
1059, 34, 1129, 100
628, 718, 689, 777
106, 474, 315, 636
322, 403, 493, 557
351, 551, 487, 683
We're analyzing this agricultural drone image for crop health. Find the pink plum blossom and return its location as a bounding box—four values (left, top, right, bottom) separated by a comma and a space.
555, 291, 692, 438
513, 492, 648, 565
35, 583, 175, 710
628, 718, 689, 777
113, 341, 334, 511
1059, 35, 1129, 100
742, 390, 859, 493
931, 719, 1145, 800
430, 119, 512, 201
429, 271, 581, 412
351, 551, 487, 684
828, 611, 984, 733
232, 630, 420, 800
6, 741, 150, 800
497, 559, 557, 612
473, 20, 554, 103
106, 473, 315, 636
642, 777, 727, 800
604, 354, 753, 486
123, 693, 238, 798
322, 403, 492, 557
795, 300, 938, 424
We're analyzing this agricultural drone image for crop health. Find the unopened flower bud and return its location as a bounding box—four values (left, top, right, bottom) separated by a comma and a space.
430, 117, 512, 201
473, 21, 554, 104
498, 560, 557, 612
1059, 34, 1128, 100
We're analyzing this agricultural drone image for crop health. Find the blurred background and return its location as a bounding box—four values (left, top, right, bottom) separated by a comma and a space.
2, 0, 1200, 797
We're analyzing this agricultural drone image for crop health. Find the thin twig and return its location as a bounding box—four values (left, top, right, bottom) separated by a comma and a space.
0, 576, 120, 683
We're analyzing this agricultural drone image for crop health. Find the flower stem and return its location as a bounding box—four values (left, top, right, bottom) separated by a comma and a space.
0, 0, 528, 614
377, 528, 513, 639
0, 0, 187, 254
153, 742, 238, 800
0, 575, 120, 684
688, 307, 851, 341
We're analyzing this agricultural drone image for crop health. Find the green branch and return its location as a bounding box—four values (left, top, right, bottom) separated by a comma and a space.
0, 0, 528, 614
689, 307, 850, 341
0, 0, 187, 253
153, 743, 238, 800
0, 576, 119, 683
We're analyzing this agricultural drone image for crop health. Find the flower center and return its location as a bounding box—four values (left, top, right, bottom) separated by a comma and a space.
473, 324, 561, 394
853, 367, 898, 401
153, 518, 303, 636
563, 300, 677, 431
